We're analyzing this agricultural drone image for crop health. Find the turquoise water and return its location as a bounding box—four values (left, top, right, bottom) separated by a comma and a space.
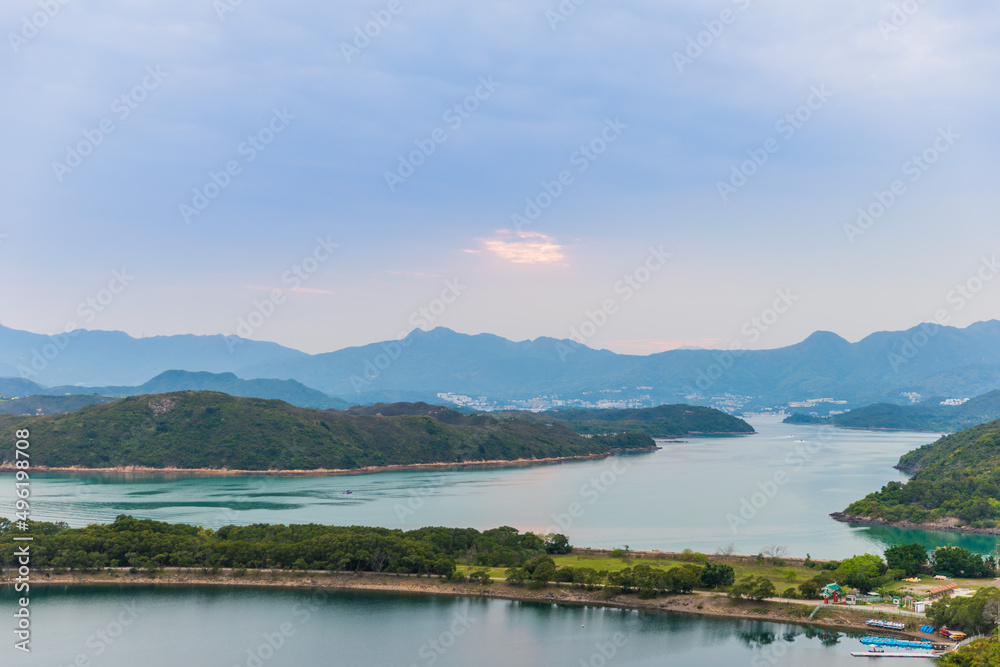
0, 585, 928, 666
0, 417, 966, 665
1, 417, 986, 559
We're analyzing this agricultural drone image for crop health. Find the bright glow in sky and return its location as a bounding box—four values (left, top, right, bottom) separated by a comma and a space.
1, 0, 997, 354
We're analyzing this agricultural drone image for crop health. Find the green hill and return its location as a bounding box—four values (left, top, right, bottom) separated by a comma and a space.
785, 389, 1000, 432
504, 404, 755, 437
0, 391, 653, 471
841, 418, 1000, 529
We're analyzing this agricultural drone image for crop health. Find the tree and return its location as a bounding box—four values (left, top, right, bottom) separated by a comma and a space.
715, 543, 737, 559
750, 578, 778, 601
798, 579, 820, 599
934, 547, 992, 578
543, 534, 571, 554
700, 562, 736, 589
468, 568, 492, 585
929, 587, 1000, 634
664, 565, 701, 593
835, 554, 885, 593
729, 576, 777, 601
884, 543, 927, 577
761, 544, 788, 564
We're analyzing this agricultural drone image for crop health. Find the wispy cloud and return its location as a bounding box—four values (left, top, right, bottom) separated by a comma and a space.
241, 284, 334, 295
604, 338, 730, 354
477, 230, 566, 265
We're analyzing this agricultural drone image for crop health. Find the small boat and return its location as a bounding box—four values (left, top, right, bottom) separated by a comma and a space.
850, 650, 938, 658
343, 490, 352, 494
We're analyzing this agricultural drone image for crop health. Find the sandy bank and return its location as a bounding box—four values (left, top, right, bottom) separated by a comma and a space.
0, 453, 634, 478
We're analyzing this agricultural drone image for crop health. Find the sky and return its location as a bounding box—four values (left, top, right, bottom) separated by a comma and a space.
0, 0, 998, 356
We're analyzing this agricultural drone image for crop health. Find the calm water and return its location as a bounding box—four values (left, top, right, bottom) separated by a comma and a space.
2, 417, 988, 559
0, 585, 929, 666
0, 417, 965, 665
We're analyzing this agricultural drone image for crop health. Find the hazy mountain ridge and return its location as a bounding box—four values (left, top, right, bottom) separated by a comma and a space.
2, 321, 1000, 410
48, 370, 348, 410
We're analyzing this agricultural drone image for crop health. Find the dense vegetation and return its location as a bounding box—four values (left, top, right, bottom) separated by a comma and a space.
0, 392, 654, 470
928, 587, 1000, 635
506, 404, 755, 437
938, 638, 1000, 666
842, 419, 1000, 528
0, 518, 752, 602
0, 516, 567, 576
784, 390, 1000, 432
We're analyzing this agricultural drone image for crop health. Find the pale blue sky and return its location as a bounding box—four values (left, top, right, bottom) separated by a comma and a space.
1, 0, 997, 354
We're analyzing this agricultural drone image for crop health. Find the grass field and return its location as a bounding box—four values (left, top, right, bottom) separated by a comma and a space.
454, 550, 828, 591
454, 549, 999, 600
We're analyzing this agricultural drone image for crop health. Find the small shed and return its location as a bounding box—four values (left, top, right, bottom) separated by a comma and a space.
928, 583, 957, 598
914, 600, 928, 613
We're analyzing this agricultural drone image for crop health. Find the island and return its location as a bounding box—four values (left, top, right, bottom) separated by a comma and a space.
784, 389, 1000, 432
834, 417, 1000, 533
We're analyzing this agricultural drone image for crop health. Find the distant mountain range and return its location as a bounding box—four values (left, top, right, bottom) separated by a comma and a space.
0, 370, 347, 411
785, 389, 1000, 432
2, 321, 1000, 410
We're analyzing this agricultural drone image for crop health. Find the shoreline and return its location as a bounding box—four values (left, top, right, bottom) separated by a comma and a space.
782, 421, 948, 435
0, 453, 635, 478
830, 511, 1000, 536
1, 569, 934, 641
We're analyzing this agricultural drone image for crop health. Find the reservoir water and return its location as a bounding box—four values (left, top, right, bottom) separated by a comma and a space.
0, 585, 932, 666
2, 416, 992, 559
0, 416, 967, 664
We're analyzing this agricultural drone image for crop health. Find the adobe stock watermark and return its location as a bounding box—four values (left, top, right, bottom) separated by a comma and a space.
544, 458, 631, 535
51, 601, 145, 666
17, 269, 134, 380
672, 0, 752, 73
888, 254, 999, 372
7, 0, 73, 55
384, 75, 501, 192
580, 633, 628, 667
349, 278, 467, 392
726, 426, 833, 533
512, 118, 627, 232
394, 477, 446, 525
232, 591, 326, 667
752, 640, 790, 667
214, 0, 248, 21
843, 127, 959, 244
224, 236, 338, 352
716, 85, 833, 202
545, 0, 588, 31
407, 610, 477, 667
179, 108, 295, 224
340, 0, 413, 63
51, 66, 169, 183
556, 246, 669, 361
878, 0, 931, 40
683, 288, 798, 394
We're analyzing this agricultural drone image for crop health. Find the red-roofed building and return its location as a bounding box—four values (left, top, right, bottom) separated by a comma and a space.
928, 583, 957, 597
